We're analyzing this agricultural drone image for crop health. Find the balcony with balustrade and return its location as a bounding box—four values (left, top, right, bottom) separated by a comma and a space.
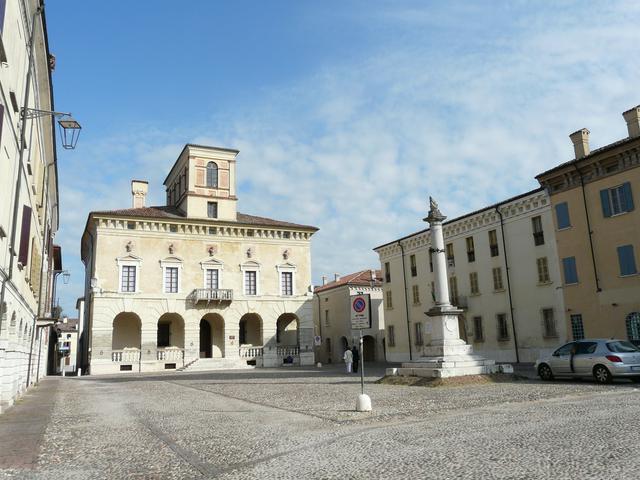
190, 288, 233, 304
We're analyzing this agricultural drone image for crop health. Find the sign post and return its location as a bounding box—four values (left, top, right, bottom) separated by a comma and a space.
351, 294, 372, 412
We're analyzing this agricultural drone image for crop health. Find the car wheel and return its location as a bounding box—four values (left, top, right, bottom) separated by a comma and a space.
593, 365, 612, 384
538, 363, 554, 381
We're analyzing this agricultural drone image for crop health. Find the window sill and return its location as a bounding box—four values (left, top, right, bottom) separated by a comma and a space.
497, 338, 510, 342
412, 302, 421, 306
469, 292, 481, 297
609, 211, 631, 219
557, 226, 572, 232
619, 272, 639, 278
537, 281, 553, 286
493, 288, 506, 293
564, 282, 579, 287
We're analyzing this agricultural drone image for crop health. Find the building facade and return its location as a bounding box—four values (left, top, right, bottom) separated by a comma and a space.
375, 189, 566, 363
313, 270, 384, 365
0, 0, 59, 412
79, 144, 318, 375
536, 105, 640, 344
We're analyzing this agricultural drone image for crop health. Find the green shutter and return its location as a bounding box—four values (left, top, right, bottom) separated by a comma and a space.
600, 189, 612, 218
622, 182, 634, 212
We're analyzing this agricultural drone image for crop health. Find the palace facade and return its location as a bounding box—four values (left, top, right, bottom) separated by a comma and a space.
79, 144, 318, 374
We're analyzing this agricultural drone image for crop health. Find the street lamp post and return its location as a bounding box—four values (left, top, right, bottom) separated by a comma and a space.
50, 270, 71, 318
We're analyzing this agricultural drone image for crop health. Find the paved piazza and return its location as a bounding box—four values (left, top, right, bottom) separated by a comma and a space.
1, 365, 639, 479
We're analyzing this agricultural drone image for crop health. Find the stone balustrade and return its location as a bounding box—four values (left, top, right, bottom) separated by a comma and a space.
111, 349, 141, 363
190, 288, 234, 303
239, 346, 264, 358
156, 347, 184, 361
277, 346, 299, 357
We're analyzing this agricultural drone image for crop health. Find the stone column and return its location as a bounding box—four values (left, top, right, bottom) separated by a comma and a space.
423, 197, 468, 355
140, 320, 158, 372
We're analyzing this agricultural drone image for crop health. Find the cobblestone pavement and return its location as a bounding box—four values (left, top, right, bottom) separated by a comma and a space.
1, 364, 639, 479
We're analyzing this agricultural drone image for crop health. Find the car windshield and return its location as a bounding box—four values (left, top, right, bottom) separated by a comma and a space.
607, 341, 640, 353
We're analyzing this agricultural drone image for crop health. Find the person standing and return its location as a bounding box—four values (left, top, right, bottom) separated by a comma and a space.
343, 347, 353, 373
352, 345, 360, 374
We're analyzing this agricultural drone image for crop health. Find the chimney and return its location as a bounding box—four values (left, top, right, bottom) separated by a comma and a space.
321, 275, 327, 286
622, 105, 640, 138
569, 128, 590, 159
131, 180, 148, 208
334, 273, 340, 282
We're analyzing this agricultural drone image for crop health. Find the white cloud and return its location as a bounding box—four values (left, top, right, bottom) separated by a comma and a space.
54, 1, 640, 313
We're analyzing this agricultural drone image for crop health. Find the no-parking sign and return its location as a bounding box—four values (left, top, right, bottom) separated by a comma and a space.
350, 294, 371, 330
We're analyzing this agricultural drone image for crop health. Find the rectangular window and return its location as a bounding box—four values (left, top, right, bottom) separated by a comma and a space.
384, 262, 391, 283
387, 325, 395, 347
488, 230, 499, 257
412, 284, 420, 305
165, 267, 178, 293
244, 271, 257, 295
281, 271, 293, 295
207, 201, 218, 219
562, 257, 578, 284
446, 243, 455, 266
410, 254, 417, 277
542, 308, 557, 338
555, 202, 571, 229
205, 269, 219, 289
473, 316, 484, 342
18, 206, 32, 266
385, 290, 393, 309
531, 216, 544, 246
121, 265, 136, 293
617, 245, 638, 276
449, 276, 458, 305
324, 309, 330, 327
492, 267, 504, 290
466, 237, 475, 262
497, 313, 509, 341
537, 257, 550, 283
469, 272, 479, 295
601, 183, 634, 217
414, 322, 423, 346
570, 314, 585, 340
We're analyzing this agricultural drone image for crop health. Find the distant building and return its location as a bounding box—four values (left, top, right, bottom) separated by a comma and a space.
313, 270, 384, 364
536, 105, 640, 344
375, 189, 566, 363
79, 144, 318, 374
1, 1, 60, 412
54, 317, 78, 374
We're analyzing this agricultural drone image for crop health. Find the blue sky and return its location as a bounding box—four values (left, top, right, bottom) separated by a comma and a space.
46, 1, 640, 315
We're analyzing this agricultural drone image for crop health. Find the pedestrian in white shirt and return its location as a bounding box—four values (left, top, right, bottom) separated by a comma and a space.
343, 347, 353, 374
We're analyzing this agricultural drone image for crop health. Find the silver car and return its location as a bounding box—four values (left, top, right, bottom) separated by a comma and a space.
535, 339, 640, 384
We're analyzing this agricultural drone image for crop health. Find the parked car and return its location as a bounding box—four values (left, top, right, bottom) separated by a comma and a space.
535, 339, 640, 384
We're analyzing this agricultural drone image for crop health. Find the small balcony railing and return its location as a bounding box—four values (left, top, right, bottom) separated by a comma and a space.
112, 349, 141, 363
157, 347, 184, 361
277, 346, 300, 357
190, 288, 233, 303
239, 346, 263, 359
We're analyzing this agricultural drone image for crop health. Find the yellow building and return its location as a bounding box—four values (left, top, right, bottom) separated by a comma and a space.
79, 144, 318, 374
536, 105, 640, 344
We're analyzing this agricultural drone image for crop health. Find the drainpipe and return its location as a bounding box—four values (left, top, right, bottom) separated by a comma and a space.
495, 205, 520, 363
573, 164, 601, 292
398, 241, 413, 360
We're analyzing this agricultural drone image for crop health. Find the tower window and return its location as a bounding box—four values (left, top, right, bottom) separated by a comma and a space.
206, 162, 218, 188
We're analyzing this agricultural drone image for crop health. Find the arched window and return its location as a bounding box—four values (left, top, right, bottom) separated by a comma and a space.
626, 312, 640, 345
206, 162, 218, 188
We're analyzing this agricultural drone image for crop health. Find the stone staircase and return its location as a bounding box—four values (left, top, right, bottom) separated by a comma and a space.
179, 357, 254, 372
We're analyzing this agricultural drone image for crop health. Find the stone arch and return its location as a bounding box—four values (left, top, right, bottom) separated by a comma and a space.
340, 336, 349, 353
201, 313, 225, 358
112, 312, 142, 349
362, 335, 376, 362
239, 313, 263, 346
157, 313, 185, 348
276, 313, 299, 346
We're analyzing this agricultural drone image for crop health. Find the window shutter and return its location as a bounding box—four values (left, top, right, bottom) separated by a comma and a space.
622, 182, 634, 212
562, 257, 578, 284
18, 206, 32, 265
0, 0, 6, 33
617, 245, 637, 276
555, 203, 571, 228
600, 189, 612, 218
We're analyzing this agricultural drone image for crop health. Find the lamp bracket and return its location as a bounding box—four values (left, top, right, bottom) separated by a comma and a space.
22, 107, 72, 120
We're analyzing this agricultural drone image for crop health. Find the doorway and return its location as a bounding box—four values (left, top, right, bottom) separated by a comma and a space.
200, 319, 212, 358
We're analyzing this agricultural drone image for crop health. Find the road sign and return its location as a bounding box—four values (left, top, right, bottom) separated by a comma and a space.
314, 335, 322, 346
350, 294, 371, 330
